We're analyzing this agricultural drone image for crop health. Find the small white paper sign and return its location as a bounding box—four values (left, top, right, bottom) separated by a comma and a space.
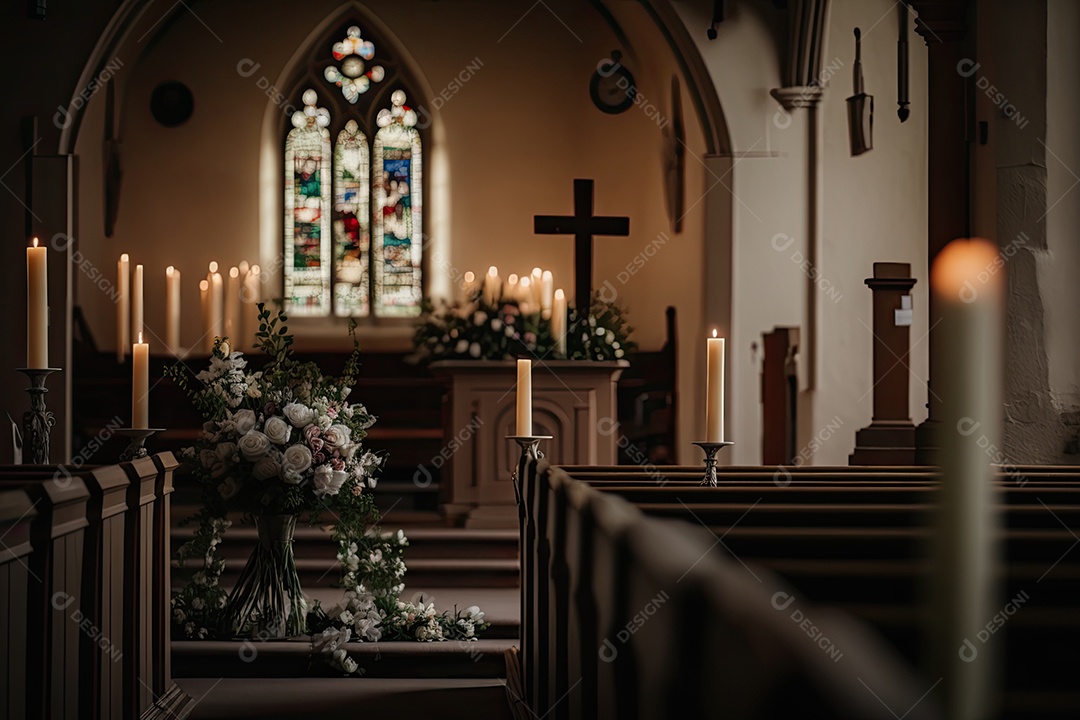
895, 295, 913, 326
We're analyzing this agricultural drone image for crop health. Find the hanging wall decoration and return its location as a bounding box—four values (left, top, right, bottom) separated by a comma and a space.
847, 28, 873, 156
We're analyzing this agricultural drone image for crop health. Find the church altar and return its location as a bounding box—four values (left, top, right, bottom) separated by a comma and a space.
429, 360, 627, 528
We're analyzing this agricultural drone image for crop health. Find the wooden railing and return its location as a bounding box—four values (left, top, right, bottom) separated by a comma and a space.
0, 453, 182, 720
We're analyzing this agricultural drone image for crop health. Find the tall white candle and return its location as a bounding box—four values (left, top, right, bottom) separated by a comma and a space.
462, 270, 476, 303
132, 332, 149, 429
241, 265, 260, 351
541, 270, 554, 320
530, 267, 543, 306
117, 253, 130, 362
519, 276, 532, 315
131, 263, 144, 344
165, 266, 181, 354
199, 279, 211, 353
505, 273, 519, 305
483, 266, 499, 306
208, 262, 224, 342
516, 358, 532, 436
26, 238, 48, 369
706, 331, 726, 442
225, 266, 240, 343
929, 238, 1003, 720
553, 289, 567, 357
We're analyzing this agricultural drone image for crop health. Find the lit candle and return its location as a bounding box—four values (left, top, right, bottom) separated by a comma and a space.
132, 332, 149, 429
483, 266, 499, 306
530, 267, 543, 306
165, 266, 181, 354
516, 358, 532, 436
117, 253, 130, 362
242, 265, 260, 351
706, 330, 726, 442
238, 260, 250, 282
541, 270, 554, 320
26, 237, 48, 368
225, 266, 240, 343
131, 263, 144, 343
552, 289, 567, 357
208, 261, 223, 342
505, 273, 519, 304
462, 270, 476, 302
519, 276, 532, 315
199, 279, 211, 353
929, 238, 1004, 718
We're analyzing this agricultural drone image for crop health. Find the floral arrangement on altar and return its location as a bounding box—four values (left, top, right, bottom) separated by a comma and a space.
168, 305, 488, 673
413, 288, 636, 363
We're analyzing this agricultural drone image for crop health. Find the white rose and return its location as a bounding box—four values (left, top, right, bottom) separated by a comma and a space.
252, 454, 281, 480
313, 465, 348, 498
238, 431, 271, 461
200, 449, 218, 469
317, 414, 333, 431
216, 442, 238, 463
340, 443, 361, 460
323, 424, 352, 449
232, 409, 256, 435
282, 444, 313, 477
282, 402, 316, 428
264, 416, 292, 445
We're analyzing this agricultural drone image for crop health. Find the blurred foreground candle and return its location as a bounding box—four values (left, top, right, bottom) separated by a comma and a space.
165, 266, 180, 354
131, 263, 144, 343
462, 271, 476, 302
516, 359, 532, 436
706, 330, 725, 442
199, 279, 211, 353
132, 332, 149, 429
117, 253, 130, 362
929, 238, 1004, 720
530, 267, 543, 305
483, 266, 499, 305
26, 238, 48, 368
552, 289, 567, 357
505, 273, 519, 305
225, 266, 240, 343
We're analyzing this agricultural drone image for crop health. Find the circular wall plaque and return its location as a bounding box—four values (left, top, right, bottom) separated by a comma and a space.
150, 82, 194, 127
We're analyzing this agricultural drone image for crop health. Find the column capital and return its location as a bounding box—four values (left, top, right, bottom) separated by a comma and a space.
908, 0, 968, 45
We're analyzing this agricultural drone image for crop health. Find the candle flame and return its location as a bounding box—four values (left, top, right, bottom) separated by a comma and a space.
31, 237, 39, 248
138, 332, 143, 343
230, 267, 239, 278
251, 265, 261, 275
542, 270, 552, 280
555, 288, 564, 299
508, 273, 518, 284
121, 253, 129, 262
209, 261, 218, 273
931, 238, 1002, 298
464, 271, 475, 283
712, 329, 718, 338
487, 266, 498, 277
200, 279, 209, 291
520, 276, 531, 288
166, 265, 174, 275
531, 267, 542, 277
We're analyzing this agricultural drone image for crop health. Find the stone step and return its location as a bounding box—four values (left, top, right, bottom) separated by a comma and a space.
172, 638, 518, 680
175, 677, 513, 720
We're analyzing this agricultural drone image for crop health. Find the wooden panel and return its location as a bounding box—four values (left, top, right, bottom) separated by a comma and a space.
0, 486, 36, 720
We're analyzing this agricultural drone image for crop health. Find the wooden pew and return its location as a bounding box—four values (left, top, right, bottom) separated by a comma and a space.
0, 485, 38, 720
554, 465, 1080, 719
523, 460, 942, 719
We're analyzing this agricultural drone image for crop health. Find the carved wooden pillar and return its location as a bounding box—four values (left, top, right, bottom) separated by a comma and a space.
850, 264, 918, 465
909, 0, 971, 463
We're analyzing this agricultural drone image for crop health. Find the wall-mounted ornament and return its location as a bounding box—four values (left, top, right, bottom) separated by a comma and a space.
706, 0, 724, 40
846, 28, 873, 156
150, 81, 194, 127
898, 2, 910, 122
590, 51, 635, 115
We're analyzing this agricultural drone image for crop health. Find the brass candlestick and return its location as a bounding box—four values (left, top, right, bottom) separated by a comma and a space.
114, 428, 165, 462
506, 435, 552, 505
17, 367, 61, 464
692, 441, 735, 486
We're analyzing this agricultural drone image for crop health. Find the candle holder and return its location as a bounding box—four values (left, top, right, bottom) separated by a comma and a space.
692, 441, 735, 486
115, 428, 164, 462
17, 368, 61, 465
506, 435, 553, 505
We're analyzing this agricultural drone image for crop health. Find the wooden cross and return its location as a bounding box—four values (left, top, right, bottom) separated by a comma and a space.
534, 179, 630, 319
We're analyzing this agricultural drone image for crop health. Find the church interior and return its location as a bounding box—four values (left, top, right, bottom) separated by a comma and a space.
2, 0, 1079, 718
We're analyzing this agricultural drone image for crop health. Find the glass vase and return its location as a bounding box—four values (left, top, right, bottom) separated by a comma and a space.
226, 514, 308, 639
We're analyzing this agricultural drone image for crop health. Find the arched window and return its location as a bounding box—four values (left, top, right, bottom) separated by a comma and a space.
284, 23, 424, 319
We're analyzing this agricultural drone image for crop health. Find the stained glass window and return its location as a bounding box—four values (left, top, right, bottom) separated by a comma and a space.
333, 120, 370, 316
284, 23, 423, 321
373, 90, 423, 317
284, 89, 332, 316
